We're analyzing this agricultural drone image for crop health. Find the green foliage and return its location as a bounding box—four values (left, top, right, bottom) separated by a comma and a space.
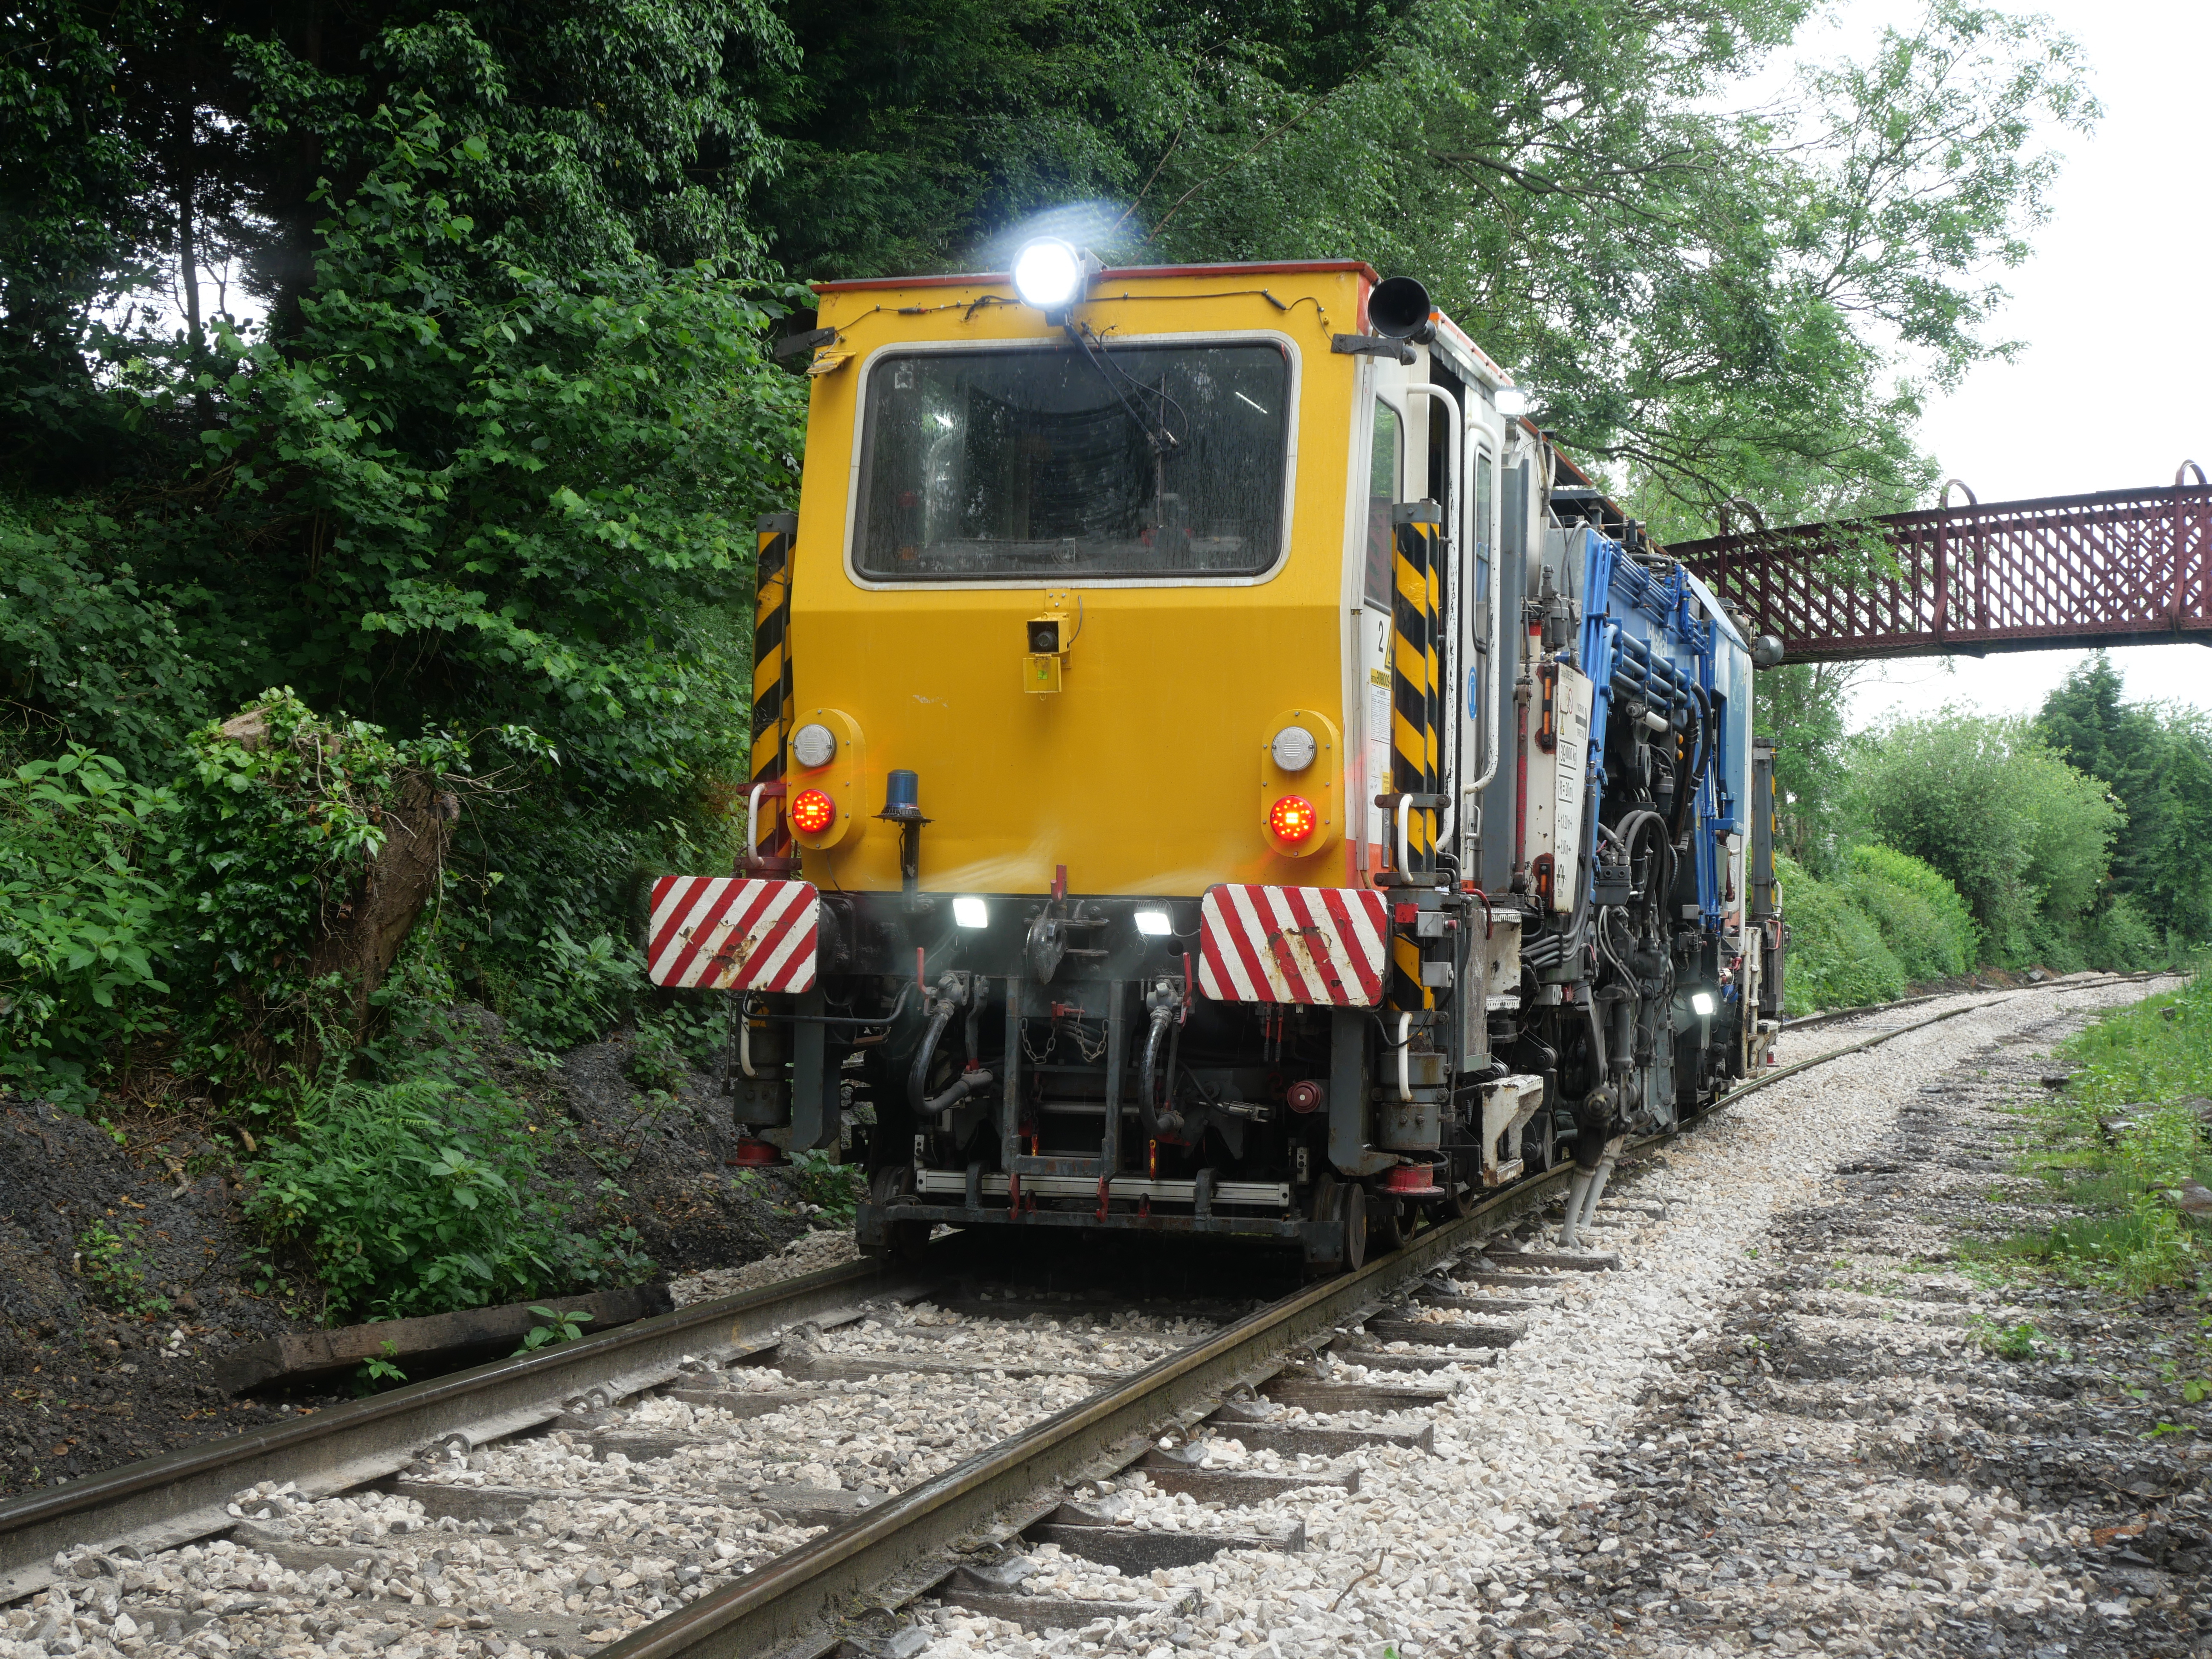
0, 0, 796, 482
624, 1017, 691, 1093
1846, 712, 2120, 966
163, 689, 470, 1088
2081, 894, 2168, 975
491, 926, 646, 1057
1773, 853, 1905, 1014
1833, 844, 1979, 981
2058, 975, 2212, 1125
789, 1145, 863, 1226
0, 746, 175, 1096
1990, 978, 2212, 1296
512, 1306, 595, 1356
75, 1217, 171, 1318
242, 1072, 653, 1321
14, 112, 802, 792
0, 498, 215, 774
2037, 654, 2212, 946
1752, 661, 1865, 872
354, 1340, 407, 1395
1969, 1316, 2061, 1361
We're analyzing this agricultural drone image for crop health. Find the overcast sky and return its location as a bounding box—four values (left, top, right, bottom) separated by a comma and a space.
1804, 0, 2212, 729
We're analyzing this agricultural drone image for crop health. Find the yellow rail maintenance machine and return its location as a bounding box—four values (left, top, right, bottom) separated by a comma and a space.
646, 244, 1782, 1269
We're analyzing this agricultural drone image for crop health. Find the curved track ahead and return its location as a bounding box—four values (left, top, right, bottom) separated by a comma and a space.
0, 974, 2162, 1658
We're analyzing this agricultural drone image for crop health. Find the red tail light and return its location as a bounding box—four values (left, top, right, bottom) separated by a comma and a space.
790, 788, 836, 835
1269, 795, 1318, 844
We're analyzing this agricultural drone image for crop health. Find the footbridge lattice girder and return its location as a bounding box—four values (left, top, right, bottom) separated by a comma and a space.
1671, 467, 2212, 661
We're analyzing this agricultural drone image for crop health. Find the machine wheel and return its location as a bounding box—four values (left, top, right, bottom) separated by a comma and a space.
1427, 1160, 1476, 1224
1340, 1181, 1368, 1271
1523, 1112, 1556, 1175
865, 1165, 931, 1266
1306, 1174, 1365, 1275
1366, 1185, 1405, 1254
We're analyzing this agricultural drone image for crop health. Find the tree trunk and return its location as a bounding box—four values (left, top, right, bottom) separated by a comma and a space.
306, 773, 460, 1041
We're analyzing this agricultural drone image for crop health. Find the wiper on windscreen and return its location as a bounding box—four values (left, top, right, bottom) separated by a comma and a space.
1062, 321, 1185, 456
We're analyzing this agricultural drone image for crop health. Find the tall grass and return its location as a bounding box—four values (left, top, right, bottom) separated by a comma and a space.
1993, 975, 2211, 1295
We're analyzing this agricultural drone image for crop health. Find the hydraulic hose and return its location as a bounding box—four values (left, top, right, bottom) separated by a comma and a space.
1612, 806, 1674, 918
1670, 687, 1709, 848
1138, 1002, 1184, 1140
1572, 1002, 1612, 1171
924, 1068, 995, 1117
907, 1000, 956, 1118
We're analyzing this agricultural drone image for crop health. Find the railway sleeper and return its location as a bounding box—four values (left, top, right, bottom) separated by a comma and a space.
1028, 1507, 1304, 1573
1258, 1376, 1452, 1413
1479, 1246, 1622, 1272
761, 1354, 1127, 1385
933, 1581, 1199, 1633
1411, 1289, 1557, 1314
1202, 1409, 1432, 1458
1323, 1340, 1500, 1372
1360, 1315, 1525, 1349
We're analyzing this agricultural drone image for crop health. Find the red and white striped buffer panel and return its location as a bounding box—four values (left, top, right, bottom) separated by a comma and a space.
647, 877, 819, 992
1197, 885, 1391, 1006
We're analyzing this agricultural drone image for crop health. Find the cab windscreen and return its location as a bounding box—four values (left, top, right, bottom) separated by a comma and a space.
853, 342, 1290, 581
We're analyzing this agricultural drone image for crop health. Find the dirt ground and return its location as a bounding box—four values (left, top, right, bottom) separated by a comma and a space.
1482, 1004, 2212, 1658
0, 1008, 811, 1499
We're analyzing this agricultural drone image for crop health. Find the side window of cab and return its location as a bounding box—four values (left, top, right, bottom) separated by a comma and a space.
1364, 403, 1401, 609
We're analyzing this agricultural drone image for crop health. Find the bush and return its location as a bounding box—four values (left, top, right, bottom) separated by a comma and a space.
2079, 894, 2164, 972
0, 745, 175, 1099
0, 501, 215, 777
243, 1072, 653, 1321
1833, 843, 1979, 981
1775, 853, 1906, 1014
1848, 713, 2119, 964
166, 689, 475, 1093
490, 926, 647, 1056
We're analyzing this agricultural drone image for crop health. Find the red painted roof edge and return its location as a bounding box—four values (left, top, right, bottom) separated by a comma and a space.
809, 259, 1380, 296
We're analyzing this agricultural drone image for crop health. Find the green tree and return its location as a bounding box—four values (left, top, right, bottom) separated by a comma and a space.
1752, 659, 1865, 871
1846, 711, 2119, 964
1122, 0, 2090, 526
0, 0, 795, 483
2037, 654, 2212, 944
10, 115, 804, 786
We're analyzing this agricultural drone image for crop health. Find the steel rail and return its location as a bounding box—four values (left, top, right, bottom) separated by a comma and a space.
597, 1167, 1575, 1659
3, 969, 2164, 1622
1777, 970, 2162, 1036
603, 972, 2174, 1659
0, 1256, 918, 1602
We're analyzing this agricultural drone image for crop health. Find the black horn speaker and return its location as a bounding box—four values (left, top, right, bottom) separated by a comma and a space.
1368, 276, 1434, 342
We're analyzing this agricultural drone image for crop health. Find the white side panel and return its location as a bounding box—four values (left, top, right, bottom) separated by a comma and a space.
1524, 665, 1593, 913
1363, 643, 1392, 850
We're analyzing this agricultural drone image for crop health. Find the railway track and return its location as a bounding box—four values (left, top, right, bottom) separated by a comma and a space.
0, 972, 2172, 1659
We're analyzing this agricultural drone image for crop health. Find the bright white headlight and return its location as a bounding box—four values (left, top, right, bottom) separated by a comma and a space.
1134, 908, 1173, 937
1494, 385, 1530, 418
1012, 239, 1085, 311
953, 896, 989, 929
792, 722, 836, 769
1270, 726, 1318, 772
1691, 990, 1717, 1017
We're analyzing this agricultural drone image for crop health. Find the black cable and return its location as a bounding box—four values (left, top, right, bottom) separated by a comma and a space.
1062, 320, 1188, 454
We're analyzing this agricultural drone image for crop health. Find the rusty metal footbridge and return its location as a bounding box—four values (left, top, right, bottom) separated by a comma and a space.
1670, 464, 2212, 662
